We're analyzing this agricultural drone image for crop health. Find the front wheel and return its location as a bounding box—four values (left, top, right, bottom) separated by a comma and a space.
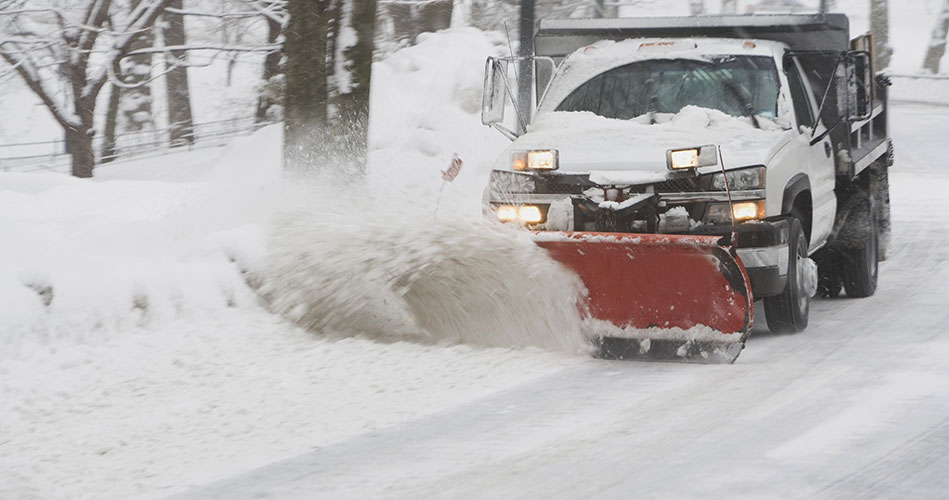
764, 217, 811, 333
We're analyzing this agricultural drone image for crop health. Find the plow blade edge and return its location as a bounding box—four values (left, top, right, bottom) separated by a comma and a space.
535, 232, 754, 363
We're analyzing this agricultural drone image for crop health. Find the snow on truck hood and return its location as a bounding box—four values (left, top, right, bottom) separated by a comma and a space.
501, 107, 791, 181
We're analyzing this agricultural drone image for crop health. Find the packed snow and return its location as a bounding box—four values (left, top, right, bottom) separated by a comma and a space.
504, 107, 789, 173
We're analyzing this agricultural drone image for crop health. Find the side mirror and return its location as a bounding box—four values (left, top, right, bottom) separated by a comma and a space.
844, 50, 872, 121
482, 57, 506, 126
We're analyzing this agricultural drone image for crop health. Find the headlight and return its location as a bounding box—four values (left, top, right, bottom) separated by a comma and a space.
518, 205, 543, 223
705, 201, 765, 224
710, 167, 766, 191
512, 150, 559, 171
497, 205, 518, 222
667, 145, 717, 170
495, 204, 546, 224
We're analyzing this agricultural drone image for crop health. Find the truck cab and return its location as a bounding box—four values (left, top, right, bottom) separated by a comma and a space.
482, 15, 892, 334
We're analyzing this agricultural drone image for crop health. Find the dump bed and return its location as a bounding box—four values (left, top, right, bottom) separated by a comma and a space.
535, 14, 851, 60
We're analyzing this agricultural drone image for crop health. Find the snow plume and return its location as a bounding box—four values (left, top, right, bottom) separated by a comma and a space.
252, 199, 591, 354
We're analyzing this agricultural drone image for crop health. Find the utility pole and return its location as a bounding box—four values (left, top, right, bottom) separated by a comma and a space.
517, 0, 535, 135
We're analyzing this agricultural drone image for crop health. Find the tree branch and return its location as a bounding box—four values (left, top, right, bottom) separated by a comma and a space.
0, 48, 78, 128
82, 0, 174, 100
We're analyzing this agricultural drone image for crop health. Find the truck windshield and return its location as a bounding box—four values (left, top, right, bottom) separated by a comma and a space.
556, 56, 780, 121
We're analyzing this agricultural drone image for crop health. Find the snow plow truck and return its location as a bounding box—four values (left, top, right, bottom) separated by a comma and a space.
481, 14, 893, 363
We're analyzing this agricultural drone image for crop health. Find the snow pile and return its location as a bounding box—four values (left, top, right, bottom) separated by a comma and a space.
0, 28, 583, 357
0, 128, 284, 354
367, 27, 510, 212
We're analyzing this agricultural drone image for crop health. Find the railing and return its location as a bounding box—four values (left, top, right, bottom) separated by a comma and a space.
0, 117, 275, 174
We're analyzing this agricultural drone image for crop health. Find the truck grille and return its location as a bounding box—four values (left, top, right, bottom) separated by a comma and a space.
630, 177, 701, 193
533, 174, 705, 195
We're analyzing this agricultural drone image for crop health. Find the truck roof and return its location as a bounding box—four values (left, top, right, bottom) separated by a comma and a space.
535, 14, 851, 59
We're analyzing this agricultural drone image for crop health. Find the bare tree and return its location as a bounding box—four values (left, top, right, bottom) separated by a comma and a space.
103, 0, 157, 162
0, 0, 173, 177
283, 0, 330, 174
923, 0, 949, 74
162, 0, 194, 145
870, 0, 892, 71
379, 0, 451, 46
283, 0, 377, 180
251, 0, 285, 122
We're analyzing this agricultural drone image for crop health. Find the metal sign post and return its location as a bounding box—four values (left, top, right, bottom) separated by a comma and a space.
517, 0, 535, 136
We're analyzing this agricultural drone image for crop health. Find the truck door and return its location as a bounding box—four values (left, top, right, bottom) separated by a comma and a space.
785, 57, 837, 250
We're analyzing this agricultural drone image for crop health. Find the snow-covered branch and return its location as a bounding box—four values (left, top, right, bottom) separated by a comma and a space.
164, 8, 272, 19
242, 0, 287, 25
0, 49, 79, 127
125, 43, 280, 56
82, 0, 174, 99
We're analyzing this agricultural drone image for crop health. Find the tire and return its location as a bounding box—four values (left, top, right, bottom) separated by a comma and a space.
841, 195, 879, 298
765, 217, 810, 333
815, 249, 842, 298
870, 159, 891, 261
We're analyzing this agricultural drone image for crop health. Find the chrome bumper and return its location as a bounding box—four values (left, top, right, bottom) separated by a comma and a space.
737, 244, 789, 275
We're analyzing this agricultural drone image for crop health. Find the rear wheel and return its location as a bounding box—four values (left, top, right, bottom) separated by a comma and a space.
815, 249, 842, 298
841, 195, 879, 298
765, 217, 810, 333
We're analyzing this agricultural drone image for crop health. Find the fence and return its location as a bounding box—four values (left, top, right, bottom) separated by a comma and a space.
0, 117, 275, 174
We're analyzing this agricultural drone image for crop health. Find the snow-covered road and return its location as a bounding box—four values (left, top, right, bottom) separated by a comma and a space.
169, 104, 949, 500
3, 97, 948, 499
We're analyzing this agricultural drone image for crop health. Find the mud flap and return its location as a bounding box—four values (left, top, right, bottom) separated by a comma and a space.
535, 232, 754, 363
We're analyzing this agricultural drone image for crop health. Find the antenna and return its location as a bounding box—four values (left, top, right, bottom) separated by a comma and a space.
717, 146, 740, 249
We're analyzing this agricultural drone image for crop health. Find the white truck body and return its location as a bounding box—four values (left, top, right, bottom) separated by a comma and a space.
482, 14, 892, 331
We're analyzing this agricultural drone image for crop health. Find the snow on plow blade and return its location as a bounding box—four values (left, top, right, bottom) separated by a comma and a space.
535, 232, 753, 364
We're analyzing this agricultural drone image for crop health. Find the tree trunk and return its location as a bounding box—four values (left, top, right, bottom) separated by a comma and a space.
870, 0, 892, 71
120, 0, 155, 134
256, 15, 283, 123
416, 0, 452, 38
283, 0, 331, 174
721, 0, 737, 14
101, 79, 121, 163
163, 0, 195, 145
387, 2, 415, 44
68, 103, 96, 178
332, 0, 377, 178
923, 0, 949, 73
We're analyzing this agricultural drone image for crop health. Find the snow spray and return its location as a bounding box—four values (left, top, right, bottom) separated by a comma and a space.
252, 200, 591, 354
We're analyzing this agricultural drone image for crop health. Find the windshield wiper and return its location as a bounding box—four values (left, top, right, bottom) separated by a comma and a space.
725, 82, 762, 129
645, 77, 659, 124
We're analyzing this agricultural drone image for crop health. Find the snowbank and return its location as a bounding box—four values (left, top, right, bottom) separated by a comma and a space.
367, 27, 511, 213
0, 28, 594, 500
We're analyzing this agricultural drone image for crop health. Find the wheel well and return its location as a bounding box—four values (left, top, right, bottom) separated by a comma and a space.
791, 192, 813, 243
782, 174, 813, 243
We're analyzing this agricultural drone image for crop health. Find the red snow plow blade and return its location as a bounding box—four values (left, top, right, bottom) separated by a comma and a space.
535, 232, 754, 363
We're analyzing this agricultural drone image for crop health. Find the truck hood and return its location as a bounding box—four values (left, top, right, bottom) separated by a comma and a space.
499, 107, 792, 183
